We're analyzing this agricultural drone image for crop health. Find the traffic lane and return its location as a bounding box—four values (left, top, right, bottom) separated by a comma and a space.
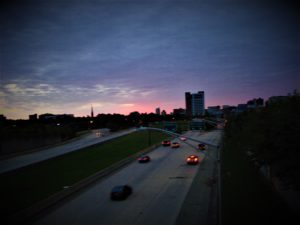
100, 162, 198, 225
175, 130, 222, 225
182, 130, 220, 151
32, 140, 200, 225
0, 128, 135, 174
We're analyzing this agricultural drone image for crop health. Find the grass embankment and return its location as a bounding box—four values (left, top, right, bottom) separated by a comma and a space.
0, 130, 171, 217
221, 128, 298, 224
221, 94, 300, 225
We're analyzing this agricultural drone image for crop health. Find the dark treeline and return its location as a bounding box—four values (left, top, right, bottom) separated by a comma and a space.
1, 111, 182, 137
0, 111, 184, 155
224, 91, 300, 191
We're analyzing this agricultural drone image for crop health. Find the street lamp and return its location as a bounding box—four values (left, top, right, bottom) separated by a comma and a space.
148, 129, 151, 146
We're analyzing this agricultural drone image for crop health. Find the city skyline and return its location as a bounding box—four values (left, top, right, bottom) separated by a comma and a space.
1, 0, 299, 119
0, 93, 287, 120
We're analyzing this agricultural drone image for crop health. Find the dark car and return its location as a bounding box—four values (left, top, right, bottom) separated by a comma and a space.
162, 140, 171, 146
110, 185, 132, 200
198, 143, 206, 150
186, 155, 199, 165
138, 155, 151, 163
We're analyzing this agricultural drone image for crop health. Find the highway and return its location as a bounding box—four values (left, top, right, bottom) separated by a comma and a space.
0, 128, 136, 174
31, 130, 222, 225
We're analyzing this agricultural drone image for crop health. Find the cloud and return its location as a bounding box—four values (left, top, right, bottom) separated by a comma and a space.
120, 103, 135, 107
77, 103, 104, 111
3, 83, 60, 96
0, 78, 156, 118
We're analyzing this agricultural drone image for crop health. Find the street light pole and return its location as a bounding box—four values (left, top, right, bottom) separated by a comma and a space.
148, 129, 151, 146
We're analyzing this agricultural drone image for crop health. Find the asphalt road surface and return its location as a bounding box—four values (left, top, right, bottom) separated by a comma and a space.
0, 129, 135, 174
31, 130, 222, 225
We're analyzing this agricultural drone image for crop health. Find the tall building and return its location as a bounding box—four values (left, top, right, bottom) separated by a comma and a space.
185, 92, 192, 117
155, 107, 160, 115
185, 91, 205, 117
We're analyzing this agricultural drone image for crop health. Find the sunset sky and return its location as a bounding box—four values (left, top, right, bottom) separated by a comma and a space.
1, 0, 299, 119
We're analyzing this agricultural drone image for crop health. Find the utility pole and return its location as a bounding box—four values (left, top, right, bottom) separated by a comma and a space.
148, 129, 151, 146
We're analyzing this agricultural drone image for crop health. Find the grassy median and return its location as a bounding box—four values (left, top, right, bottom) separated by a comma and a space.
0, 130, 171, 217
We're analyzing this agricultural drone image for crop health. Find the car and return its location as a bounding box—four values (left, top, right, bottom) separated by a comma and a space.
198, 143, 206, 150
171, 142, 180, 148
138, 155, 151, 163
162, 140, 171, 146
186, 155, 199, 165
180, 137, 187, 141
110, 185, 132, 200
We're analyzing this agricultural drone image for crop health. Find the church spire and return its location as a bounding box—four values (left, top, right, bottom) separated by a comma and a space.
91, 105, 94, 118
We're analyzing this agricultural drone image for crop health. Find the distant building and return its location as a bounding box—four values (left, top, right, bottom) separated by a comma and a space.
222, 105, 236, 116
207, 106, 223, 117
267, 96, 289, 105
155, 107, 160, 115
247, 98, 264, 108
39, 113, 74, 120
185, 92, 192, 117
207, 106, 220, 111
39, 113, 56, 120
173, 108, 185, 116
235, 104, 248, 114
222, 105, 234, 109
0, 114, 7, 122
185, 91, 205, 117
29, 114, 38, 121
161, 110, 167, 116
